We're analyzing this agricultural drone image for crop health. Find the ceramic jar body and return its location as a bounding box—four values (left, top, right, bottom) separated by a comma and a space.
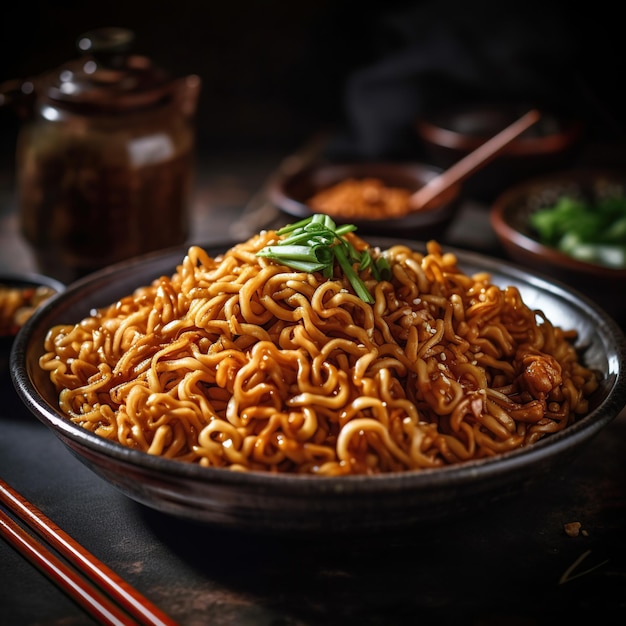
18, 102, 194, 282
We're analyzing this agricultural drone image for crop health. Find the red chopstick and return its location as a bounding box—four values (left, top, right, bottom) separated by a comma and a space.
0, 478, 177, 626
0, 508, 135, 625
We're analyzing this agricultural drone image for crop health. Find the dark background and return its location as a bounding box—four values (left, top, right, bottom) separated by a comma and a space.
1, 0, 625, 165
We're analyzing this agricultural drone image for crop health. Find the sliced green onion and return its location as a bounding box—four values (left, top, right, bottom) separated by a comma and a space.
256, 214, 380, 302
257, 244, 319, 262
375, 256, 391, 280
334, 244, 374, 303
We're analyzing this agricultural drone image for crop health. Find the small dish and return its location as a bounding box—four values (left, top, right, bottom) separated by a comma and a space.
10, 240, 626, 533
490, 169, 626, 323
267, 161, 462, 239
1, 272, 65, 370
416, 103, 584, 201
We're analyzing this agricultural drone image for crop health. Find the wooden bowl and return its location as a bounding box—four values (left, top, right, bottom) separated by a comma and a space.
490, 169, 626, 323
416, 103, 584, 201
267, 161, 462, 239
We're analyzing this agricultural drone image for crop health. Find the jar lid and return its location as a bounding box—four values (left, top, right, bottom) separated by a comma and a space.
39, 27, 175, 113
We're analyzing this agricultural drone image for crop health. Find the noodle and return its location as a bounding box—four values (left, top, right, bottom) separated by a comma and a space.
39, 233, 600, 475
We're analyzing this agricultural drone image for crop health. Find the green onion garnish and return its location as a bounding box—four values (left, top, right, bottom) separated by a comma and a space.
256, 214, 389, 303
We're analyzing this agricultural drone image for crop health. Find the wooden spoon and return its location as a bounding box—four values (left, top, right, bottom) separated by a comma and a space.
409, 108, 541, 210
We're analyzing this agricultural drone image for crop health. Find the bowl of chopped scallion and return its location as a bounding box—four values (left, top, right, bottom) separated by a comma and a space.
490, 169, 626, 323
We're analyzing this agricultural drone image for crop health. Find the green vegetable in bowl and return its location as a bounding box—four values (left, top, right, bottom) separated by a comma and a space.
529, 195, 626, 268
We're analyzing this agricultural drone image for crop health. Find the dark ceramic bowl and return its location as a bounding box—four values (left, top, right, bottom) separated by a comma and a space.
1, 272, 65, 370
490, 169, 626, 324
10, 241, 626, 534
267, 161, 462, 240
416, 103, 584, 201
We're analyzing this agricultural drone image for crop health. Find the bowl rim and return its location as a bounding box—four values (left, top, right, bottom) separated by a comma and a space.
9, 239, 626, 496
0, 271, 66, 293
490, 168, 626, 279
416, 105, 584, 156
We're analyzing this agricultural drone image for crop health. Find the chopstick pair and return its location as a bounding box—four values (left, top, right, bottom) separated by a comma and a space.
0, 477, 177, 626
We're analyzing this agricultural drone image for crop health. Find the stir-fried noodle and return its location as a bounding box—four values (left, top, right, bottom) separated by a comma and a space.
40, 233, 599, 475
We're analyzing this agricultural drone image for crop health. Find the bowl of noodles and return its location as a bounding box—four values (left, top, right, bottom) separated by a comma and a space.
1, 272, 64, 372
10, 220, 626, 533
